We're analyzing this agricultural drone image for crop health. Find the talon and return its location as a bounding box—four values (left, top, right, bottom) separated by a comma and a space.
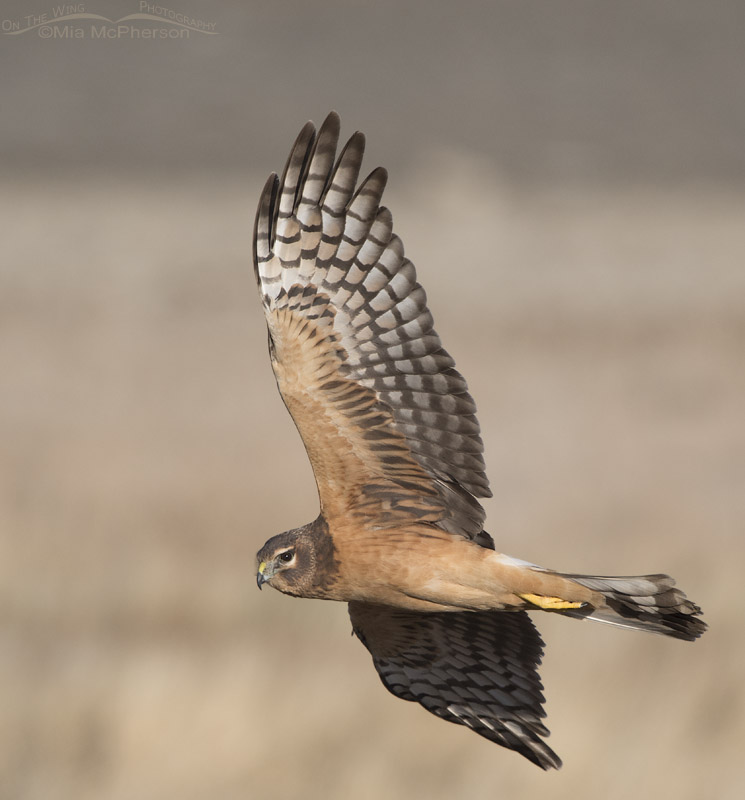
519, 593, 585, 610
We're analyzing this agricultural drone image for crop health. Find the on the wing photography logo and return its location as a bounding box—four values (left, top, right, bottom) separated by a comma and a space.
2, 2, 218, 39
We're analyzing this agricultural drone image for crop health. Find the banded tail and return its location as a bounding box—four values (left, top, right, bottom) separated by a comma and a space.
559, 572, 707, 641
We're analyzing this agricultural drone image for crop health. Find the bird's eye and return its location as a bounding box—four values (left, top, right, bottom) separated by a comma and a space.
279, 550, 294, 564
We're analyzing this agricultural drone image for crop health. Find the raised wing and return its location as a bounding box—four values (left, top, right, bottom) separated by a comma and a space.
349, 601, 561, 769
253, 112, 491, 537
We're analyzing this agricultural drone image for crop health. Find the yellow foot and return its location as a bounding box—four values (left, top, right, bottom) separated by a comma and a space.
518, 593, 585, 610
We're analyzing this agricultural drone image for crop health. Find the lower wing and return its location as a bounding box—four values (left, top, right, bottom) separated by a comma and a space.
348, 601, 562, 769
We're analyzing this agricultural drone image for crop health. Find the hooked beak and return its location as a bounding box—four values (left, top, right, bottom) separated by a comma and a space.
257, 561, 270, 590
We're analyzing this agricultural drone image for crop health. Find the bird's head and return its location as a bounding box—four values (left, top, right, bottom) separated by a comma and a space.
256, 519, 337, 598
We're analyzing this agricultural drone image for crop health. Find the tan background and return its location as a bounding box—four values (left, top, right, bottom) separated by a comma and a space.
1, 2, 743, 798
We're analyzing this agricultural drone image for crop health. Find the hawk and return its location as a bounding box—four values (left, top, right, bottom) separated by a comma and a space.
253, 113, 706, 769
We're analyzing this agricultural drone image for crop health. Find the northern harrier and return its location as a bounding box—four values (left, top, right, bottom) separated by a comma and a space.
253, 113, 706, 769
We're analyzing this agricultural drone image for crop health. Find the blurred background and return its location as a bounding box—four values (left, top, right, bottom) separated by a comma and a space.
1, 1, 744, 798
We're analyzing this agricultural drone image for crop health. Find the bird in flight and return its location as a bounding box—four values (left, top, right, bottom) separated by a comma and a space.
253, 112, 706, 769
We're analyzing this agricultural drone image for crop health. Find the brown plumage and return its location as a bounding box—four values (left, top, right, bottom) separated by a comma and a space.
253, 112, 706, 769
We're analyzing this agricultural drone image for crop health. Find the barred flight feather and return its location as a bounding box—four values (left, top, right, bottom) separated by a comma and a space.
349, 602, 562, 770
560, 572, 706, 640
254, 111, 490, 536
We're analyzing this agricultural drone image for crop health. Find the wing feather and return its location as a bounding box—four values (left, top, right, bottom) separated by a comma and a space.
254, 113, 491, 537
349, 602, 561, 769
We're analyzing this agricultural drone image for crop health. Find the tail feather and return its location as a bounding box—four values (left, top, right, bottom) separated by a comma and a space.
558, 572, 707, 641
